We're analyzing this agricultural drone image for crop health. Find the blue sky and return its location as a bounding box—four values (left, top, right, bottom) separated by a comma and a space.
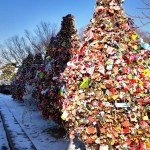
0, 0, 149, 43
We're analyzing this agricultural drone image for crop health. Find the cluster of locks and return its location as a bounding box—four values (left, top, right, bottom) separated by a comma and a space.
11, 0, 149, 149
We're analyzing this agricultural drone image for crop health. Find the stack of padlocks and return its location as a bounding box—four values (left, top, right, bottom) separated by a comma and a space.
34, 14, 81, 122
11, 54, 34, 100
60, 0, 150, 149
22, 53, 44, 111
27, 53, 43, 85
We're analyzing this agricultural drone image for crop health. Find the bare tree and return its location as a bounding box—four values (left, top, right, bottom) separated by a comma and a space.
0, 35, 32, 64
25, 22, 58, 54
78, 27, 85, 43
137, 29, 150, 43
137, 0, 150, 27
0, 22, 58, 64
126, 0, 150, 28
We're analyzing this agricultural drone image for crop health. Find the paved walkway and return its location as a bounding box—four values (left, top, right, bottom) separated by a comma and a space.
0, 113, 10, 150
0, 99, 36, 150
0, 94, 86, 150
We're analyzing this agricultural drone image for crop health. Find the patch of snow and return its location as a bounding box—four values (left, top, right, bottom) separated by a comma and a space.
0, 94, 85, 150
0, 99, 35, 150
0, 114, 10, 150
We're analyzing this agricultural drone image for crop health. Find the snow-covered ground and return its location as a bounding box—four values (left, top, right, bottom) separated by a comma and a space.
0, 94, 85, 150
0, 112, 10, 150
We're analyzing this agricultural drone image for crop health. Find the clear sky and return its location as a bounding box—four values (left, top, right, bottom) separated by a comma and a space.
0, 0, 149, 43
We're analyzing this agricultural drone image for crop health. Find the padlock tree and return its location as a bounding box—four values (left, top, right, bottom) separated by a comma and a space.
35, 14, 81, 124
61, 0, 150, 149
11, 54, 34, 101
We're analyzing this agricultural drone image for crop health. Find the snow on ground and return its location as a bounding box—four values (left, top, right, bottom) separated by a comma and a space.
0, 94, 85, 150
0, 98, 36, 150
0, 113, 10, 150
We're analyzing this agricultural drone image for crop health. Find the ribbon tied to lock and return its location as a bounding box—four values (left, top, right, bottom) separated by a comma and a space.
59, 86, 66, 96
80, 77, 90, 89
